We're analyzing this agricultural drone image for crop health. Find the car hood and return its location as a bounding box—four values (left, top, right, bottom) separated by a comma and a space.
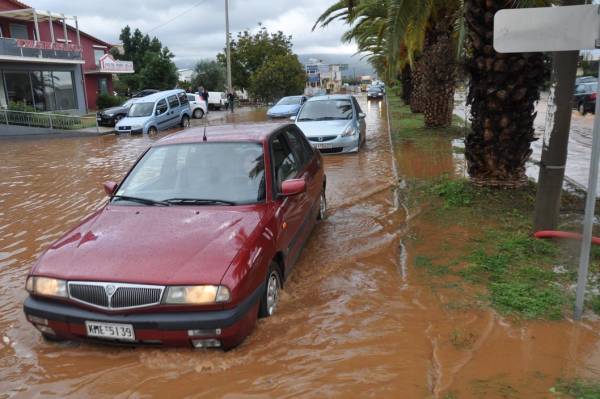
268, 104, 300, 115
295, 119, 352, 137
116, 116, 150, 127
33, 205, 267, 285
101, 106, 127, 115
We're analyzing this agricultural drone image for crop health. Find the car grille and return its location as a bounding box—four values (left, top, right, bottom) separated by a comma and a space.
68, 282, 165, 310
308, 136, 338, 142
118, 126, 131, 131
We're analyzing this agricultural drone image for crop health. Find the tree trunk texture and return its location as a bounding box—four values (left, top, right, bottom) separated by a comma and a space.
464, 0, 547, 187
422, 13, 456, 128
400, 65, 412, 105
410, 56, 425, 113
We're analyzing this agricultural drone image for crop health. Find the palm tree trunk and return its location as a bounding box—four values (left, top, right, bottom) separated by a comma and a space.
464, 0, 546, 187
422, 13, 456, 128
400, 65, 412, 105
410, 56, 425, 113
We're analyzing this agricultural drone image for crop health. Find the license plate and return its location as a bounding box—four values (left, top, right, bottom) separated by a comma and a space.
96, 117, 102, 121
313, 142, 335, 149
85, 321, 135, 341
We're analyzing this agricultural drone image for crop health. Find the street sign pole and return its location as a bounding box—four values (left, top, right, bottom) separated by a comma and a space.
574, 24, 600, 318
494, 4, 600, 319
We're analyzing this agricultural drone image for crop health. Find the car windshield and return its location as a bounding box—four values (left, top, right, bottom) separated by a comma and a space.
122, 99, 134, 108
297, 99, 353, 121
128, 102, 154, 117
277, 97, 302, 105
114, 142, 266, 205
368, 87, 381, 92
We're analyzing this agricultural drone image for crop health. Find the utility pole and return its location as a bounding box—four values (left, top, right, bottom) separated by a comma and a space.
533, 0, 585, 232
225, 0, 232, 94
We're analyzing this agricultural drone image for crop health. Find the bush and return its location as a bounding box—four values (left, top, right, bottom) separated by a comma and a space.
96, 94, 127, 110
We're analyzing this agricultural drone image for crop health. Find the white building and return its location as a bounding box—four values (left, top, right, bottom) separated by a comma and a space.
177, 68, 194, 83
304, 59, 342, 94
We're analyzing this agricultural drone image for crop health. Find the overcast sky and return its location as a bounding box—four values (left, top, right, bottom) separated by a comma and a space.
29, 0, 358, 65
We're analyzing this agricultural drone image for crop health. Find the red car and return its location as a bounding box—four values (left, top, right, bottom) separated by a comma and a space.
23, 122, 326, 350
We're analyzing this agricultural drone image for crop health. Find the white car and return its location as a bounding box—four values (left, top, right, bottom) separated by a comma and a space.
208, 91, 228, 110
186, 93, 208, 119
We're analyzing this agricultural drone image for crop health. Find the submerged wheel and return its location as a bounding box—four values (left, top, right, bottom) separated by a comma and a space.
259, 263, 281, 318
42, 333, 66, 343
193, 108, 204, 119
317, 189, 327, 220
181, 115, 190, 128
148, 126, 158, 135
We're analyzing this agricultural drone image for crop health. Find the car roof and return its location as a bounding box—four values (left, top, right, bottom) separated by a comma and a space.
154, 121, 287, 146
305, 94, 353, 102
132, 89, 185, 103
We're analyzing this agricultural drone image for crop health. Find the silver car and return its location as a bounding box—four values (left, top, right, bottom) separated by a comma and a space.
292, 95, 366, 154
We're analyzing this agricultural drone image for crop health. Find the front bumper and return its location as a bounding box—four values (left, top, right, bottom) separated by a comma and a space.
96, 114, 116, 126
307, 134, 360, 154
116, 126, 144, 134
23, 283, 263, 349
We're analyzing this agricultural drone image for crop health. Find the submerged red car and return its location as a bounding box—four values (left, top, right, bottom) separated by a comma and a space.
23, 122, 326, 349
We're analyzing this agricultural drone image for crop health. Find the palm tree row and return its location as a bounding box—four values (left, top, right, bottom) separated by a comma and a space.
314, 0, 550, 187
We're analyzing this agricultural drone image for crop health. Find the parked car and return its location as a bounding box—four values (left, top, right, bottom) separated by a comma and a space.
293, 95, 366, 154
187, 93, 208, 119
115, 89, 192, 134
23, 122, 326, 350
367, 85, 385, 100
267, 95, 307, 118
575, 76, 597, 85
96, 99, 135, 127
208, 91, 228, 110
132, 89, 159, 98
573, 82, 597, 115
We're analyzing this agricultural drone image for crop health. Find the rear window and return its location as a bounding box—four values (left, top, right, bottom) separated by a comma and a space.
168, 95, 180, 108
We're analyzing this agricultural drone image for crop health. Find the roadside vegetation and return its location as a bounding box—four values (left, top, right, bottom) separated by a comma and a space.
550, 379, 600, 398
388, 93, 600, 320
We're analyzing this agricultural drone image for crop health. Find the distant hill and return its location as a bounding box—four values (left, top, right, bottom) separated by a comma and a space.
297, 53, 375, 78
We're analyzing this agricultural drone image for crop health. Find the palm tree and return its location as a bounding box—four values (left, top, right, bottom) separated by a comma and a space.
464, 0, 549, 186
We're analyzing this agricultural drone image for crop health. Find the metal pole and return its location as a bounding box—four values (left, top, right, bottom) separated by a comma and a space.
48, 13, 55, 43
574, 48, 600, 319
62, 14, 68, 44
225, 0, 232, 93
74, 16, 81, 47
32, 10, 40, 41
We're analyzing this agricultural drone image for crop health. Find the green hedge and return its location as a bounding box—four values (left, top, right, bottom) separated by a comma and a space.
96, 94, 127, 110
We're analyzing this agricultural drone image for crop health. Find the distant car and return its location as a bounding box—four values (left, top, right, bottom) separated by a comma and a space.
132, 89, 159, 98
186, 93, 208, 119
573, 82, 597, 115
23, 122, 326, 350
575, 76, 597, 85
367, 85, 385, 100
115, 89, 192, 134
267, 96, 307, 118
293, 94, 366, 154
207, 91, 228, 110
96, 99, 134, 127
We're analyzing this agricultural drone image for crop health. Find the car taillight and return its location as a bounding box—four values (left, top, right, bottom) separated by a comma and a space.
590, 92, 597, 101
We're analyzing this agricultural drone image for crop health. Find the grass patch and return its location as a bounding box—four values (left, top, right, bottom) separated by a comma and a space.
551, 379, 600, 398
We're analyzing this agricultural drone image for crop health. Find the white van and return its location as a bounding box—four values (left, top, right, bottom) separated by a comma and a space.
207, 91, 228, 110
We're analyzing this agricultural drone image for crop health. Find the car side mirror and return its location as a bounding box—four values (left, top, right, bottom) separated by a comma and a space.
281, 178, 306, 197
358, 112, 366, 119
289, 116, 296, 122
103, 181, 118, 197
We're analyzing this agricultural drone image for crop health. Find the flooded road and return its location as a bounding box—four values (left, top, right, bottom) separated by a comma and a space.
1, 96, 599, 398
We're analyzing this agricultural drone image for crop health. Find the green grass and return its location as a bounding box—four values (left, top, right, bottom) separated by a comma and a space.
551, 379, 600, 398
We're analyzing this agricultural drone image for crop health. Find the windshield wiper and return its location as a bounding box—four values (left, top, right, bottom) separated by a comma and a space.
112, 195, 170, 206
164, 198, 237, 206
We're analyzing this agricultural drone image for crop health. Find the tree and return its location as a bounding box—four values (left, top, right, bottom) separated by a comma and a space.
115, 26, 178, 92
249, 54, 306, 102
217, 26, 295, 90
464, 0, 548, 186
191, 60, 226, 91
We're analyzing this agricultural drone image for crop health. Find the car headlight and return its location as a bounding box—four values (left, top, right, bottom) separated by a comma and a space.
341, 125, 358, 137
26, 276, 68, 298
163, 285, 231, 304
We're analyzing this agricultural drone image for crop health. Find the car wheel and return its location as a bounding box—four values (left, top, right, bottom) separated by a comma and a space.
42, 333, 66, 343
148, 126, 158, 135
579, 102, 587, 115
193, 108, 204, 119
180, 115, 190, 128
317, 188, 327, 220
259, 263, 281, 318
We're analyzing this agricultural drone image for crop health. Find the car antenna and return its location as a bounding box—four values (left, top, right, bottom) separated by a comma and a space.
203, 126, 207, 142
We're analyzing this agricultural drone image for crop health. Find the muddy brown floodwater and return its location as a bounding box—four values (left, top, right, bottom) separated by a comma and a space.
1, 96, 599, 398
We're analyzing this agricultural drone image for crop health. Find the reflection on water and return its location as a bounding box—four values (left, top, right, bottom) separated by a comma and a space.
0, 97, 598, 398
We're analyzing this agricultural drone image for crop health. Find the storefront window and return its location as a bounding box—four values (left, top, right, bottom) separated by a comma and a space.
31, 71, 46, 111
42, 72, 56, 111
52, 71, 76, 110
5, 71, 33, 109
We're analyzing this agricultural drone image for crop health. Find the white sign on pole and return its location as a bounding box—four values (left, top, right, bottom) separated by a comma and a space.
494, 4, 599, 52
494, 4, 600, 319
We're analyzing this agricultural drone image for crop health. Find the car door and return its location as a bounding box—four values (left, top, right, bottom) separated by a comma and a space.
167, 95, 181, 127
154, 98, 170, 130
270, 131, 306, 269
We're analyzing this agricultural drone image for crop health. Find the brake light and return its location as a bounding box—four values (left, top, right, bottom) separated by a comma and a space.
590, 92, 597, 101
